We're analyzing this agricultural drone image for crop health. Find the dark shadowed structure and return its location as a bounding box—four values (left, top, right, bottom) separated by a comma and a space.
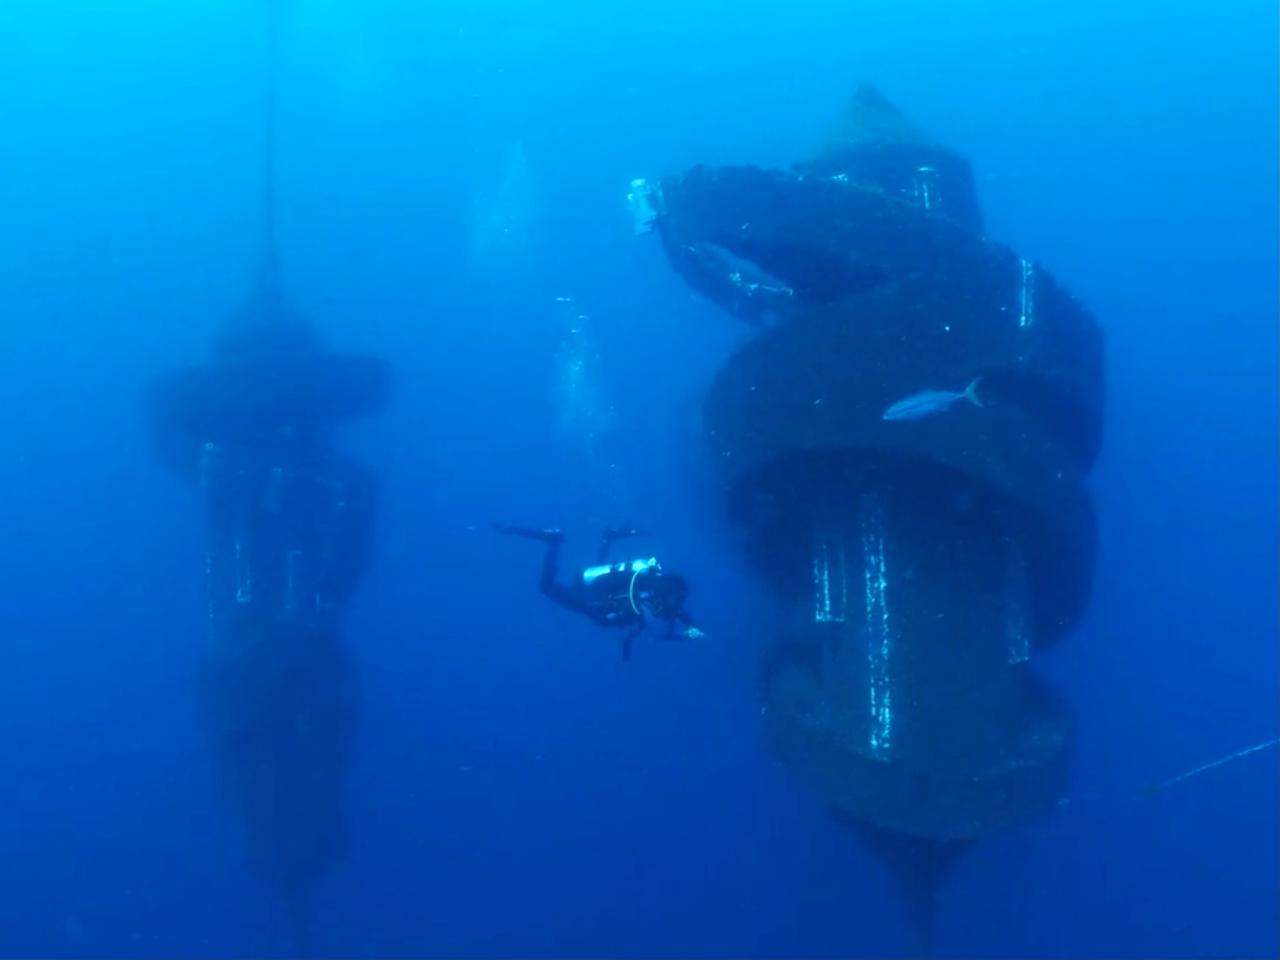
143, 0, 390, 944
146, 277, 389, 938
641, 85, 1103, 951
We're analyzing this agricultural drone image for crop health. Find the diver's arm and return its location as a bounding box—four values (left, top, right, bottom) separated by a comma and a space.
678, 610, 704, 639
667, 609, 704, 640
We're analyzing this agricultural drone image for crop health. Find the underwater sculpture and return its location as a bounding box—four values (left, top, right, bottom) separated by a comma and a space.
633, 85, 1103, 947
147, 275, 388, 924
145, 0, 390, 941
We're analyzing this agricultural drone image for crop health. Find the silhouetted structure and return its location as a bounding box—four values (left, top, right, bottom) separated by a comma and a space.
638, 85, 1103, 949
145, 0, 390, 942
147, 276, 388, 934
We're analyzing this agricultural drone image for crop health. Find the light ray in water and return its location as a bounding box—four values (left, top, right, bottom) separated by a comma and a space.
1156, 738, 1279, 792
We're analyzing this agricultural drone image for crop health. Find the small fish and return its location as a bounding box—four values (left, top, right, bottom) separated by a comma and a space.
882, 377, 983, 422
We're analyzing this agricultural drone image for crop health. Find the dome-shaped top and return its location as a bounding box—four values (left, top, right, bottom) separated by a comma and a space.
802, 84, 984, 234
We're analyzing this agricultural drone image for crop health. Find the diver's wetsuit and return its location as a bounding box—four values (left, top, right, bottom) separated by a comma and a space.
494, 524, 699, 660
541, 528, 641, 628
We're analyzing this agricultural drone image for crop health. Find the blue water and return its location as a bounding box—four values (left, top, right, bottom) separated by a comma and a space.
0, 1, 1275, 956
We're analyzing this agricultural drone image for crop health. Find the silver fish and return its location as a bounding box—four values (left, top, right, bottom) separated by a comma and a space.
882, 377, 983, 422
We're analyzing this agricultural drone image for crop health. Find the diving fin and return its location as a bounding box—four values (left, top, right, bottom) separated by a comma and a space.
492, 523, 565, 544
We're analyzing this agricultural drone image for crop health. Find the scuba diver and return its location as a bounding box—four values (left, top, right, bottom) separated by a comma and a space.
492, 523, 704, 660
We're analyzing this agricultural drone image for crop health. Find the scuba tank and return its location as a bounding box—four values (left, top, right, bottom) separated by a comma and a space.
581, 557, 661, 616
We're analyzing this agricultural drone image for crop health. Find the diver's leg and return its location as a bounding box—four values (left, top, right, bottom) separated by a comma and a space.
492, 522, 565, 543
495, 523, 581, 612
539, 537, 563, 594
538, 538, 587, 614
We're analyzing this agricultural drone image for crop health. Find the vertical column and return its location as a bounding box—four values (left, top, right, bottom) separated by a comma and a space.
1018, 259, 1036, 329
234, 537, 254, 604
200, 442, 220, 640
861, 492, 893, 761
813, 538, 848, 624
912, 165, 939, 211
1004, 536, 1030, 664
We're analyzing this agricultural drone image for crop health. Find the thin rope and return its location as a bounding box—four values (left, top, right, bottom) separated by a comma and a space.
1156, 738, 1279, 792
258, 0, 285, 314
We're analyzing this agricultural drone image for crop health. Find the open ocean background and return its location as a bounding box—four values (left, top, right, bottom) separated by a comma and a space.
0, 1, 1275, 956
